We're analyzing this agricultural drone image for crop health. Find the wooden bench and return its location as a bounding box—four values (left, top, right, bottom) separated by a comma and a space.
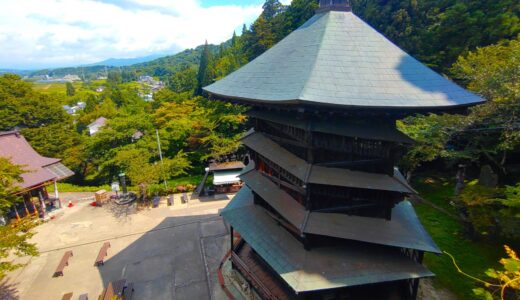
54, 250, 73, 277
181, 193, 189, 204
100, 279, 133, 300
94, 242, 111, 266
61, 292, 73, 300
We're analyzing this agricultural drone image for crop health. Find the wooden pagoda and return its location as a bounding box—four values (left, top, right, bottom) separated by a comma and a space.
204, 1, 483, 299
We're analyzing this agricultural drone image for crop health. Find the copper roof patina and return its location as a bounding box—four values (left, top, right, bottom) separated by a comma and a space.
221, 187, 435, 293
204, 8, 483, 110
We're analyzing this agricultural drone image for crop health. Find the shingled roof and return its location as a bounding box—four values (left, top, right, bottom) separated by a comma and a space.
221, 187, 435, 293
0, 131, 74, 190
204, 8, 483, 110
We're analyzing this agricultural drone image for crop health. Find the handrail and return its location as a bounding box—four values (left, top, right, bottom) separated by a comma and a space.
231, 251, 278, 300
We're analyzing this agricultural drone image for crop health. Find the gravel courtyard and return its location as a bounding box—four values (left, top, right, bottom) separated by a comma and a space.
3, 194, 232, 300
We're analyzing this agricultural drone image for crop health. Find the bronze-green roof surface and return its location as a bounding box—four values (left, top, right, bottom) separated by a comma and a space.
204, 10, 483, 109
221, 187, 435, 293
306, 201, 441, 253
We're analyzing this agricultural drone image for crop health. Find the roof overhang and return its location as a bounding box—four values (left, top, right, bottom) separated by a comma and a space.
213, 170, 242, 185
221, 187, 435, 293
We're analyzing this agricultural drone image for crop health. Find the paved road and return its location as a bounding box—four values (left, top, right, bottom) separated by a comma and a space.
5, 196, 232, 300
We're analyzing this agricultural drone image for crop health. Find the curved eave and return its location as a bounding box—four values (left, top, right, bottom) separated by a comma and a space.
206, 92, 485, 115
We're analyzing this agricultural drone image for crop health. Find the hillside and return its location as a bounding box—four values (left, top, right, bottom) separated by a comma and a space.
27, 43, 221, 80
126, 44, 221, 78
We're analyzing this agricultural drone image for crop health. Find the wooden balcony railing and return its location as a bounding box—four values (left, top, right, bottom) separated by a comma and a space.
231, 241, 279, 300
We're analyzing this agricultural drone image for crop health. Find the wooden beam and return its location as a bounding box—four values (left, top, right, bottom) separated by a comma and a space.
259, 172, 306, 195
263, 133, 309, 149
315, 158, 385, 167
313, 203, 377, 213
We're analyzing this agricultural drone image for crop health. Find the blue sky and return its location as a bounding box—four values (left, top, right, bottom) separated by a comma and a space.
0, 0, 291, 69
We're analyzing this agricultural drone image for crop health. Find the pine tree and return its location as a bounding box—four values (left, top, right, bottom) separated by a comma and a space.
195, 41, 213, 96
66, 82, 75, 97
262, 0, 283, 20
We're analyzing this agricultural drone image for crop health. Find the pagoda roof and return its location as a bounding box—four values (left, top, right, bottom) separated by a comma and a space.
221, 187, 434, 293
306, 202, 441, 253
240, 168, 307, 230
204, 10, 483, 110
241, 131, 415, 194
239, 168, 438, 253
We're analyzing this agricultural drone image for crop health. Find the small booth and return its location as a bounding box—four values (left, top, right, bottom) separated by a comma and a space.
197, 161, 245, 196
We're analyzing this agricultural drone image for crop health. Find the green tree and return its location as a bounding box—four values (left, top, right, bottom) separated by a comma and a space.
195, 41, 214, 96
262, 0, 284, 20
0, 158, 38, 279
170, 66, 198, 93
451, 37, 520, 177
65, 82, 75, 97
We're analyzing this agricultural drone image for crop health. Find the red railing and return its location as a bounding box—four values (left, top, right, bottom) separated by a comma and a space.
231, 241, 278, 300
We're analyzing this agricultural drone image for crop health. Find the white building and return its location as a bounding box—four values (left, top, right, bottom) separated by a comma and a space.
87, 117, 107, 135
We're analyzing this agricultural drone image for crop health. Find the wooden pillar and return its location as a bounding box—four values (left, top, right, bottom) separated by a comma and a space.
54, 180, 62, 208
230, 226, 234, 251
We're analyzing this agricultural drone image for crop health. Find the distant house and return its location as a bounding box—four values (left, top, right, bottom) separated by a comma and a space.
0, 131, 74, 219
63, 74, 81, 82
138, 75, 154, 83
144, 93, 154, 102
63, 102, 86, 115
87, 117, 107, 135
132, 130, 144, 141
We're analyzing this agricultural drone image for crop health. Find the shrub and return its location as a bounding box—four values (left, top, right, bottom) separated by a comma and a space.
460, 182, 520, 242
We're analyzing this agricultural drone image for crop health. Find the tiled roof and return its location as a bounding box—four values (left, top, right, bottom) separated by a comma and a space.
205, 10, 483, 109
241, 131, 415, 193
221, 187, 435, 293
240, 169, 307, 229
88, 117, 107, 128
208, 161, 245, 171
306, 201, 441, 253
0, 132, 73, 189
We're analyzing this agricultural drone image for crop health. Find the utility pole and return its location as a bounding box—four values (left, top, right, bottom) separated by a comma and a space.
156, 129, 168, 189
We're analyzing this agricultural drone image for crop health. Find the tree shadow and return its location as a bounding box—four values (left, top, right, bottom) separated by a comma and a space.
104, 201, 138, 223
0, 279, 19, 300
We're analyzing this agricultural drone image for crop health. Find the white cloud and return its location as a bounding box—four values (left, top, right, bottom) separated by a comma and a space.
0, 0, 263, 69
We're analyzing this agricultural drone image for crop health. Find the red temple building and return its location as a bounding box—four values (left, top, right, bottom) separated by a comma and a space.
0, 131, 74, 219
204, 1, 483, 299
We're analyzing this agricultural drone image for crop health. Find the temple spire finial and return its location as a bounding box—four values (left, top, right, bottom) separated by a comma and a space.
317, 0, 351, 13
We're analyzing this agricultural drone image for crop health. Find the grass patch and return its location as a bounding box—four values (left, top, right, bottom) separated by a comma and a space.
49, 175, 204, 193
413, 175, 503, 299
166, 175, 204, 187
47, 183, 112, 193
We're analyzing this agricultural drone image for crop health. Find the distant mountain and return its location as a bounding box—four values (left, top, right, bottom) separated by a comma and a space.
127, 44, 221, 77
83, 54, 166, 67
0, 69, 33, 76
25, 43, 221, 80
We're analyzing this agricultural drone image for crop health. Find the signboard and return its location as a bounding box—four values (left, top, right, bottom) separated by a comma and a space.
111, 182, 120, 192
